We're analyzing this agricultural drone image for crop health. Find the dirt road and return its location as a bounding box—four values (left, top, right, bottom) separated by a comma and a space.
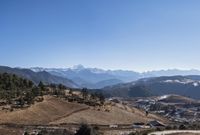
149, 130, 200, 135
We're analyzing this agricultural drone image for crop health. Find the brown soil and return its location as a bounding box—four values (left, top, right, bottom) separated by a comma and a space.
0, 96, 167, 125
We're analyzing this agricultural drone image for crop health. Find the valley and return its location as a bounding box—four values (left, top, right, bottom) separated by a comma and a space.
0, 67, 200, 135
2, 0, 200, 134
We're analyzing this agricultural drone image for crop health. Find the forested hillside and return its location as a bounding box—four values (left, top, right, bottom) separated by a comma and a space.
0, 72, 43, 104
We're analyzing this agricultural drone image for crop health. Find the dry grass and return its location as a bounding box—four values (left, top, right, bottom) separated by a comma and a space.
0, 96, 88, 125
168, 133, 200, 135
0, 127, 23, 135
0, 96, 167, 125
51, 103, 167, 125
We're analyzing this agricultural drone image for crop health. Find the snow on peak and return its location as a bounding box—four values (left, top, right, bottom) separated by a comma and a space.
72, 65, 85, 70
157, 95, 170, 100
193, 82, 199, 87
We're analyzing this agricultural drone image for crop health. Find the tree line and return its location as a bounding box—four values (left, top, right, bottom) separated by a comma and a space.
0, 73, 45, 105
0, 73, 105, 106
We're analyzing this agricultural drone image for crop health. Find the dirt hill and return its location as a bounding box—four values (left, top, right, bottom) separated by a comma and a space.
0, 96, 88, 125
0, 96, 167, 125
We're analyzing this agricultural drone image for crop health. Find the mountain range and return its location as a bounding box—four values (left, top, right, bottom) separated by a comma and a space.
31, 65, 200, 89
1, 65, 200, 99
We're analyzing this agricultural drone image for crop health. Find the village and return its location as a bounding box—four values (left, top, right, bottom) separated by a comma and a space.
123, 95, 200, 125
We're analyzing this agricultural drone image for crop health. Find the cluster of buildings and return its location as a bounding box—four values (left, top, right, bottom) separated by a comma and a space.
130, 96, 200, 124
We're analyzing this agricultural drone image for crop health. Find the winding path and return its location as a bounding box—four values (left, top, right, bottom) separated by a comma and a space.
51, 107, 90, 122
149, 130, 200, 135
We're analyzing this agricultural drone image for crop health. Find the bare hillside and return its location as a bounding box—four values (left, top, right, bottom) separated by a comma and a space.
0, 96, 88, 125
0, 96, 166, 125
51, 105, 165, 125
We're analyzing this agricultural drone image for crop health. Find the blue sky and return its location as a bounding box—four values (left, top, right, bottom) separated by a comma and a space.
0, 0, 200, 72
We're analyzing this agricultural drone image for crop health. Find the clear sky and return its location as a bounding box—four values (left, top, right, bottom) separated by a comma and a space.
1, 0, 200, 72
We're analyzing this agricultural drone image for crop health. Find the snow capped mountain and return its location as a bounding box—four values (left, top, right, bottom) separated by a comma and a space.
30, 65, 142, 88
71, 65, 86, 72
31, 67, 45, 72
30, 66, 200, 89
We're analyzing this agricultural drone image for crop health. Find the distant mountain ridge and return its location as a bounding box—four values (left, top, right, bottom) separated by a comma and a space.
31, 65, 141, 88
31, 65, 200, 89
102, 75, 200, 99
0, 66, 78, 88
1, 65, 200, 98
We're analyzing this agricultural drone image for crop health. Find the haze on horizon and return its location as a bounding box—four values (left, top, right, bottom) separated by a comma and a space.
1, 0, 200, 72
